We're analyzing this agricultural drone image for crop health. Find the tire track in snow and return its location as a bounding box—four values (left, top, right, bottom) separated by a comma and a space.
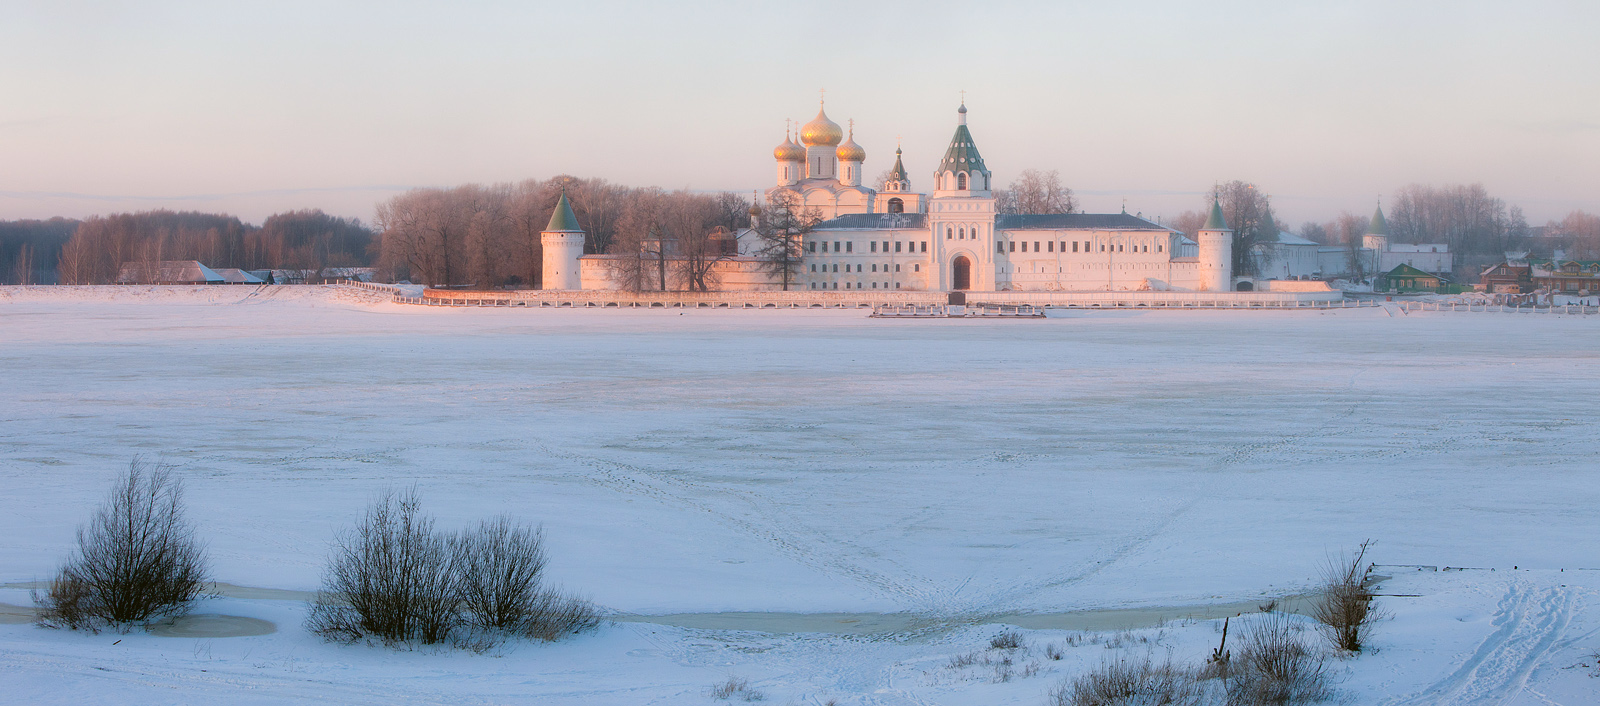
965, 376, 1372, 615
1385, 583, 1575, 706
539, 443, 943, 608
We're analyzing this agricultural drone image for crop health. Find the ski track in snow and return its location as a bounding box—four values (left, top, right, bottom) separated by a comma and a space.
1386, 583, 1577, 706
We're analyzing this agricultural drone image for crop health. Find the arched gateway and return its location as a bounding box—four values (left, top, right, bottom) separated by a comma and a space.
952, 255, 971, 290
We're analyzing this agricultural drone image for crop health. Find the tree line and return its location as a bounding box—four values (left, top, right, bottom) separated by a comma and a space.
0, 210, 376, 285
5, 173, 1589, 287
374, 176, 750, 290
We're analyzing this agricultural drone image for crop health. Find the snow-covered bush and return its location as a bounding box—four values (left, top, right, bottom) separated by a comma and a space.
34, 459, 208, 631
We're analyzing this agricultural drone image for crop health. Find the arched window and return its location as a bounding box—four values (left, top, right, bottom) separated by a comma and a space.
888, 197, 904, 214
959, 227, 965, 239
957, 172, 968, 190
946, 227, 953, 240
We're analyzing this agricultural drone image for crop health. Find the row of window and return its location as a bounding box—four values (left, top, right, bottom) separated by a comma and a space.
811, 263, 918, 273
809, 281, 902, 289
808, 240, 930, 254
994, 241, 1164, 254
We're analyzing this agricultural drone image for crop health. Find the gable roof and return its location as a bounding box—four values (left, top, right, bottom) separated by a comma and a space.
997, 213, 1172, 231
814, 213, 928, 230
1385, 263, 1438, 278
116, 260, 225, 284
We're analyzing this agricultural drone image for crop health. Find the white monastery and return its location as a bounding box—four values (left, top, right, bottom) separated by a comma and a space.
547, 100, 1353, 296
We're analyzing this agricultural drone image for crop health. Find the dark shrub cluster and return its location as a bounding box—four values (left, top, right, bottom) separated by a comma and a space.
34, 460, 208, 631
307, 489, 598, 647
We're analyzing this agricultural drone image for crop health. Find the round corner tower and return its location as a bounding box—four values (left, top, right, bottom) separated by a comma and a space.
541, 192, 585, 290
1197, 197, 1234, 292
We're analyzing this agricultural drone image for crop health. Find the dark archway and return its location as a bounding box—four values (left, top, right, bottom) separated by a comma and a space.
952, 256, 972, 290
887, 197, 904, 214
1235, 281, 1254, 291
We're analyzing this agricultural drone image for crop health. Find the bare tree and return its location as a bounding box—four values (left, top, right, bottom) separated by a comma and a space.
667, 192, 729, 292
36, 459, 208, 629
1389, 183, 1528, 277
1550, 210, 1600, 259
997, 169, 1077, 215
1215, 181, 1277, 277
754, 190, 820, 291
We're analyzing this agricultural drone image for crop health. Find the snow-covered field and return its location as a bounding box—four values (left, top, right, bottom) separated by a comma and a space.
2, 285, 1597, 704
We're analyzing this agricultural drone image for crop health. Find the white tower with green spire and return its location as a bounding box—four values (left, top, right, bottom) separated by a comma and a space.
1197, 197, 1234, 292
1361, 203, 1389, 253
541, 191, 585, 290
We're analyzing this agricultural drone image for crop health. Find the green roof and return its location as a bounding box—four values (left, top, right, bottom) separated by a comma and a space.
1202, 197, 1228, 230
1367, 205, 1388, 236
940, 124, 988, 176
1385, 263, 1438, 278
545, 192, 582, 232
889, 148, 908, 181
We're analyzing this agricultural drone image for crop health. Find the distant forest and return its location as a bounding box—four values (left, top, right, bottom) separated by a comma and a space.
0, 210, 374, 285
4, 176, 1597, 286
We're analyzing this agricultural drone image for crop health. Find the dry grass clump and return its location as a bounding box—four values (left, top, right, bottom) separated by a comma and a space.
709, 676, 764, 701
307, 489, 598, 648
1048, 657, 1204, 706
1224, 613, 1331, 706
34, 459, 208, 631
991, 629, 1026, 650
1310, 540, 1381, 652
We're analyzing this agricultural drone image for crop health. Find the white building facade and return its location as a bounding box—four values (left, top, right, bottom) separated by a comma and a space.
554, 101, 1238, 293
771, 102, 1233, 293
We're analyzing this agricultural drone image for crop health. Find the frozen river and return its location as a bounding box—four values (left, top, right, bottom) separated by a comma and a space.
3, 285, 1599, 705
3, 286, 1595, 616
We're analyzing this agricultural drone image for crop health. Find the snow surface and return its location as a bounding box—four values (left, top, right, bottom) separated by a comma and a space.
1, 285, 1597, 704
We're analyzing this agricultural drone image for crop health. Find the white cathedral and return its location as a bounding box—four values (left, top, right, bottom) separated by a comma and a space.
551, 100, 1237, 293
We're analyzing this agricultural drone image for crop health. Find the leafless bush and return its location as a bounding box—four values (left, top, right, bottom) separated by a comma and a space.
709, 676, 764, 701
991, 629, 1026, 650
1225, 614, 1331, 706
1049, 657, 1204, 706
455, 516, 546, 631
1310, 540, 1380, 652
1046, 643, 1065, 660
514, 587, 601, 641
453, 517, 600, 641
34, 459, 207, 630
309, 491, 598, 648
307, 489, 460, 644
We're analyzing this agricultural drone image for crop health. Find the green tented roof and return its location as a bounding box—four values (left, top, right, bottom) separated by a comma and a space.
546, 192, 582, 232
1367, 206, 1389, 236
940, 124, 988, 176
1202, 198, 1228, 230
889, 148, 908, 181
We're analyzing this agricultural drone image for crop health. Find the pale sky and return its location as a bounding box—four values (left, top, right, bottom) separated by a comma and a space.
2, 0, 1596, 228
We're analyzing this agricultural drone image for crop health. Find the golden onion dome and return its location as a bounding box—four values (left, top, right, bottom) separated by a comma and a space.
836, 126, 865, 162
799, 106, 843, 147
773, 134, 805, 162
